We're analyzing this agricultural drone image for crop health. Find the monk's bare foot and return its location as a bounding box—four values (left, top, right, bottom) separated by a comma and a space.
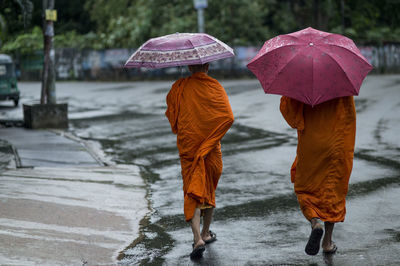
201, 231, 211, 241
322, 241, 337, 254
201, 230, 217, 244
193, 239, 205, 249
311, 218, 323, 230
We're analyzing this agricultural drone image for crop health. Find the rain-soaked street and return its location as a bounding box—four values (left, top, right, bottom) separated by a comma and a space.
2, 75, 400, 265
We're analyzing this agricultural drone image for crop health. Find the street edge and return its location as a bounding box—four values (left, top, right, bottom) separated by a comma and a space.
49, 129, 115, 167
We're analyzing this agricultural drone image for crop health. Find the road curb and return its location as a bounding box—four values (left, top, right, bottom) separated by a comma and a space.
49, 129, 114, 167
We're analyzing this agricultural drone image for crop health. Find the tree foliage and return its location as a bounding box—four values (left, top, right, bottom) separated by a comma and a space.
0, 0, 33, 45
1, 26, 42, 55
1, 0, 400, 55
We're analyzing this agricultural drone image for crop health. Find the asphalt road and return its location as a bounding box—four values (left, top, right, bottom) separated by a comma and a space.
2, 75, 400, 265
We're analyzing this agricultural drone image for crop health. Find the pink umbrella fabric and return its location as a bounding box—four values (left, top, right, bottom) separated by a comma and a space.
247, 27, 373, 106
124, 33, 234, 69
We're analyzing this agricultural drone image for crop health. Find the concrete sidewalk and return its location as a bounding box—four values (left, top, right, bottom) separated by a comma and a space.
1, 128, 103, 168
0, 128, 148, 265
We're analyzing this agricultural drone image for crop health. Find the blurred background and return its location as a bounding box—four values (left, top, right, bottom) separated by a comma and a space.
0, 0, 399, 80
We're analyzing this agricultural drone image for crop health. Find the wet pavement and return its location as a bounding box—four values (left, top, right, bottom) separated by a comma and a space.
0, 128, 100, 167
0, 126, 146, 264
1, 75, 400, 265
0, 165, 147, 265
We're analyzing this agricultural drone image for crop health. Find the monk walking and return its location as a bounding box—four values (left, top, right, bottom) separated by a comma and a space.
165, 63, 234, 259
280, 96, 356, 255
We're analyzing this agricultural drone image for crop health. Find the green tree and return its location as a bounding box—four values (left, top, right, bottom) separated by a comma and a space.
84, 0, 197, 48
2, 0, 400, 54
0, 0, 33, 46
83, 0, 274, 48
206, 0, 272, 46
344, 0, 400, 42
1, 26, 42, 54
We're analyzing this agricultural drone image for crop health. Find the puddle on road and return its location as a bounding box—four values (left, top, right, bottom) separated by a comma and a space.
119, 215, 175, 265
95, 85, 135, 92
70, 109, 400, 265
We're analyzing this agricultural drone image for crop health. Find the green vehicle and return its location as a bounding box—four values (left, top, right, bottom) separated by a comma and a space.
0, 54, 20, 106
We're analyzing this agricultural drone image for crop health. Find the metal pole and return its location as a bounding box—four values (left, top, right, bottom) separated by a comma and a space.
197, 8, 205, 33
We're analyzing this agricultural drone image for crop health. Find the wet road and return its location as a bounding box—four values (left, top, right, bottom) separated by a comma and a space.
4, 75, 400, 265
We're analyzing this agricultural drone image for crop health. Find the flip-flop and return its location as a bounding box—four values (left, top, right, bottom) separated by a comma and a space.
323, 242, 338, 254
190, 243, 205, 259
204, 230, 217, 244
305, 225, 324, 255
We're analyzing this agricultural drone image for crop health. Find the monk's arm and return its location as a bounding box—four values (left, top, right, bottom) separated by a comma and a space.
279, 96, 304, 130
198, 88, 234, 159
199, 115, 234, 161
165, 79, 185, 134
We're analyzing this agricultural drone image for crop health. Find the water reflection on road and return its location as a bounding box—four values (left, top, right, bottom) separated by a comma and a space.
69, 76, 400, 265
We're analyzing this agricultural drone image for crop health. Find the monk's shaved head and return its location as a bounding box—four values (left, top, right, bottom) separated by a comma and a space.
188, 63, 209, 74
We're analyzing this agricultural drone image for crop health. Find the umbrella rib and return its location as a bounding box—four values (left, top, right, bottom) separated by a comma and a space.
187, 38, 205, 64
140, 41, 215, 52
313, 45, 361, 91
125, 41, 149, 67
264, 46, 305, 87
311, 53, 314, 105
186, 38, 233, 65
261, 39, 300, 56
320, 42, 371, 64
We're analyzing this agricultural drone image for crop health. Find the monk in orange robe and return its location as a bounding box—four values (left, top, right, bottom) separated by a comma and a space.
165, 63, 234, 259
280, 96, 356, 256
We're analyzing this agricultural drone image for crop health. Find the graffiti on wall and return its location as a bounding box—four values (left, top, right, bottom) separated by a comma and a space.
17, 44, 400, 80
359, 44, 400, 72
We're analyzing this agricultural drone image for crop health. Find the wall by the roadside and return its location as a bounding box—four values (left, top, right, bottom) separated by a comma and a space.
14, 43, 400, 81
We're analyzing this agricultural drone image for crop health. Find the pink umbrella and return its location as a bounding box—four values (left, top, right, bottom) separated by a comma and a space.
124, 33, 234, 69
247, 27, 373, 106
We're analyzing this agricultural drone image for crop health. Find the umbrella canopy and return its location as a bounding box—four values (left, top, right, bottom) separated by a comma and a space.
247, 27, 373, 106
124, 33, 234, 69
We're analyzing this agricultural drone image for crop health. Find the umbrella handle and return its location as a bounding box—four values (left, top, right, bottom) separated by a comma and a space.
179, 66, 184, 78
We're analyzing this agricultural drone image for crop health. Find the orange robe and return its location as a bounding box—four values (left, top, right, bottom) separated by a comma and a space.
280, 96, 356, 222
165, 72, 234, 221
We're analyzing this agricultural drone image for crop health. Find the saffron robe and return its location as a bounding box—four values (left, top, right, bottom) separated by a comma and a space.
165, 72, 234, 221
280, 96, 356, 222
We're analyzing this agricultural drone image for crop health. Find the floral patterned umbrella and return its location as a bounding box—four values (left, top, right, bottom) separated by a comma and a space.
124, 33, 234, 68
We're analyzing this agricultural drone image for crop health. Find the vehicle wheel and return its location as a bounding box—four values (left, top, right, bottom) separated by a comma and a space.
14, 99, 19, 106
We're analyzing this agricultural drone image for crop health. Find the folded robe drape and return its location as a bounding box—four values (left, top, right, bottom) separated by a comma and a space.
166, 72, 234, 221
280, 96, 356, 222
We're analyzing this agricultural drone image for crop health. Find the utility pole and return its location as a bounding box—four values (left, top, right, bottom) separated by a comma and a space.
23, 0, 67, 129
41, 0, 56, 104
194, 0, 207, 33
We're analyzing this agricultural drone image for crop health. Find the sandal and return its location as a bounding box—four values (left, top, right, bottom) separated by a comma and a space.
305, 220, 324, 256
323, 242, 337, 254
190, 243, 205, 259
204, 230, 217, 244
